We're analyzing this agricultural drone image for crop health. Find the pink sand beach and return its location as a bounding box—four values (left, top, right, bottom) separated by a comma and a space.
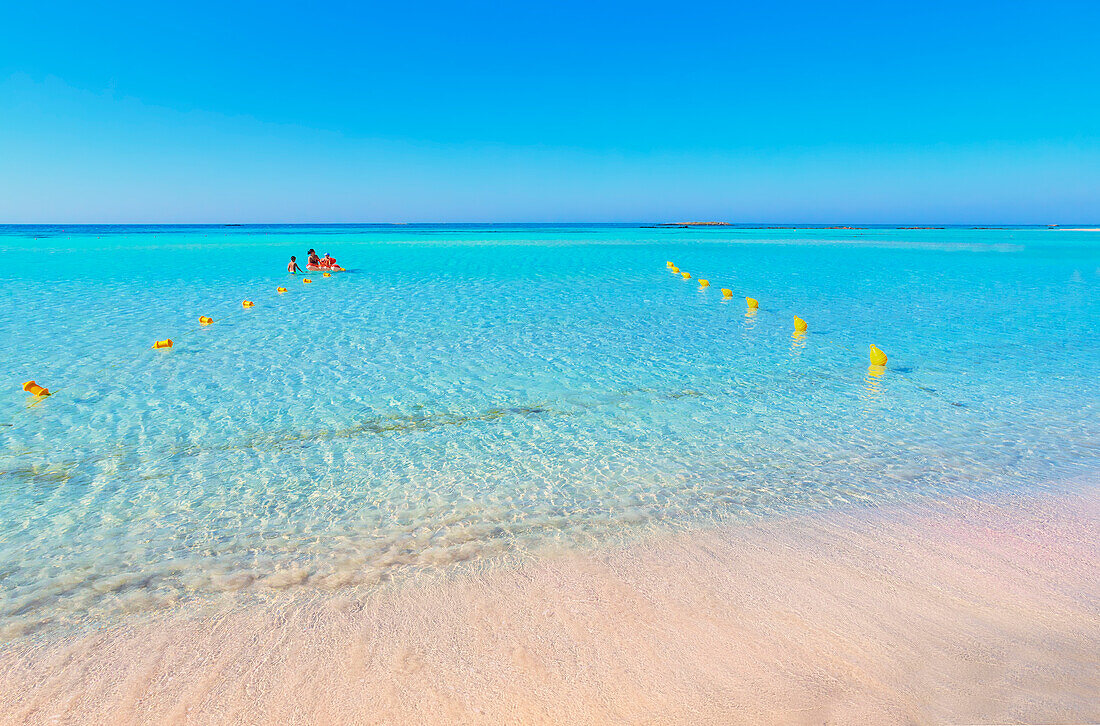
2, 483, 1096, 725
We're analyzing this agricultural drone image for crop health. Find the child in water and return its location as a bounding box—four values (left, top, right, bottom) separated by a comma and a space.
287, 256, 302, 273
322, 253, 338, 269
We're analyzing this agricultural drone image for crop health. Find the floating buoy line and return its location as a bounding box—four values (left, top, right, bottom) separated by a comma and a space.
19, 269, 342, 406
19, 262, 891, 414
665, 260, 890, 370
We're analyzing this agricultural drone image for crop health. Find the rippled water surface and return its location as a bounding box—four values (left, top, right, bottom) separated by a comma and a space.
1, 224, 1098, 635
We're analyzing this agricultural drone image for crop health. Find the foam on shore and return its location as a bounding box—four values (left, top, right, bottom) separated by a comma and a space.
2, 484, 1097, 725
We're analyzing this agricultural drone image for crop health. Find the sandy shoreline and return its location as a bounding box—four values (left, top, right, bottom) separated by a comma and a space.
2, 485, 1097, 725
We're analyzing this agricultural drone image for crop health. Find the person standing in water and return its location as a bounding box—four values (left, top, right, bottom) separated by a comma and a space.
307, 249, 321, 268
287, 256, 303, 273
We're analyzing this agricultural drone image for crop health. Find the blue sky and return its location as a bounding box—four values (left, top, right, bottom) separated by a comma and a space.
2, 1, 1098, 223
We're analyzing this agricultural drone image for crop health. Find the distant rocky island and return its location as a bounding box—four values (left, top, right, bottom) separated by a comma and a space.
657, 222, 731, 227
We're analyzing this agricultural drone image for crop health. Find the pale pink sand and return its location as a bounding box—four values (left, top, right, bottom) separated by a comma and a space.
2, 487, 1097, 725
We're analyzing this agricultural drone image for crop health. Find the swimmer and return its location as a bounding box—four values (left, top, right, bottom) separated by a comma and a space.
322, 253, 337, 269
287, 256, 303, 273
307, 249, 321, 268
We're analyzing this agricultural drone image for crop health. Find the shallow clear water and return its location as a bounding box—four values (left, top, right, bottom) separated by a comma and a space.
1, 224, 1098, 636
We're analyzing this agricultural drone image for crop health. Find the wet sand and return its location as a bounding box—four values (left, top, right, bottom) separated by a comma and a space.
2, 484, 1097, 725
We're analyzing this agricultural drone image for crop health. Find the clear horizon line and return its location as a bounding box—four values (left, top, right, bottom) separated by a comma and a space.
0, 221, 1092, 227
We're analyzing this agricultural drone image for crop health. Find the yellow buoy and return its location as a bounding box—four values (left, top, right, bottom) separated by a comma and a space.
277, 287, 288, 293
666, 261, 673, 268
152, 339, 173, 349
681, 272, 691, 279
699, 279, 709, 287
23, 380, 50, 396
670, 266, 679, 273
199, 316, 213, 325
242, 300, 255, 308
323, 272, 332, 278
793, 316, 808, 332
303, 278, 313, 284
746, 297, 759, 309
869, 344, 888, 366
721, 288, 733, 298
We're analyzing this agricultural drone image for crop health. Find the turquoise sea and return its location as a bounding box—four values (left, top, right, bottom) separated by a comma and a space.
1, 224, 1098, 637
